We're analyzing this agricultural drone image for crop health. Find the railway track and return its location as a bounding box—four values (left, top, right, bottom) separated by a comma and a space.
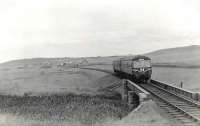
81, 67, 122, 91
81, 67, 200, 125
105, 80, 122, 91
141, 83, 200, 126
80, 67, 121, 89
97, 80, 122, 93
80, 67, 114, 74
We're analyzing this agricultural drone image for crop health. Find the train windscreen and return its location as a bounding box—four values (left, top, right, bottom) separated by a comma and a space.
133, 59, 151, 68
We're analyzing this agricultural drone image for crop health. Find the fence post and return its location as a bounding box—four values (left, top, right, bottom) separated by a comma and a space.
180, 81, 183, 88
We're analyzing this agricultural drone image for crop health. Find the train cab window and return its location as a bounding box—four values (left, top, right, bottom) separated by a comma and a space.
133, 61, 141, 68
133, 59, 151, 68
144, 60, 151, 67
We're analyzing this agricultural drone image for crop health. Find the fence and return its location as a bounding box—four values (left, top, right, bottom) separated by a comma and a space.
151, 80, 200, 104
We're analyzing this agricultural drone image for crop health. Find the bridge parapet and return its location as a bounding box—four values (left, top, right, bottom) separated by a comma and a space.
151, 80, 200, 103
122, 79, 151, 108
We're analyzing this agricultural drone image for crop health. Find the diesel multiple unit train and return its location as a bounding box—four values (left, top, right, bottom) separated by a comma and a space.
113, 55, 152, 83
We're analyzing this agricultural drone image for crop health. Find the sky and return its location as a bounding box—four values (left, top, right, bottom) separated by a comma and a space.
0, 0, 200, 63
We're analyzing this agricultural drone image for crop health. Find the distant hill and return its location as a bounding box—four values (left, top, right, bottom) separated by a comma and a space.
146, 45, 200, 67
0, 56, 123, 68
1, 45, 200, 68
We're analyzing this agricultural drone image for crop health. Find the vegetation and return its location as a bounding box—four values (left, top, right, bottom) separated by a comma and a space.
0, 93, 129, 125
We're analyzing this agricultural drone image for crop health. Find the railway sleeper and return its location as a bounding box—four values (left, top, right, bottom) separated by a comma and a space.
151, 95, 200, 123
142, 84, 200, 126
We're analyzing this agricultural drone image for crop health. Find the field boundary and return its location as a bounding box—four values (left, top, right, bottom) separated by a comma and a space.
152, 63, 200, 69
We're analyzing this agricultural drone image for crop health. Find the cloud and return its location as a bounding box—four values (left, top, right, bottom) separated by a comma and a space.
0, 0, 200, 62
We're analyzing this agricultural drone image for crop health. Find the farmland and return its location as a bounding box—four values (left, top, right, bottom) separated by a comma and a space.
0, 45, 199, 126
0, 94, 129, 126
0, 64, 131, 126
152, 67, 200, 92
0, 66, 112, 96
0, 60, 176, 126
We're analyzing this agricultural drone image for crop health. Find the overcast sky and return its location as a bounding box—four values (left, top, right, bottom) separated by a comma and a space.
0, 0, 200, 62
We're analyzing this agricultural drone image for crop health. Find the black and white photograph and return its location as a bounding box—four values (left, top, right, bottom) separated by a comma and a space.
0, 0, 200, 126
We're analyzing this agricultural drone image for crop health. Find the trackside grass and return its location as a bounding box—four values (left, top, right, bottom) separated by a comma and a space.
0, 93, 129, 126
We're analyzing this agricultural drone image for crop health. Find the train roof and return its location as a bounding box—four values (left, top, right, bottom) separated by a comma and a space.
114, 55, 151, 61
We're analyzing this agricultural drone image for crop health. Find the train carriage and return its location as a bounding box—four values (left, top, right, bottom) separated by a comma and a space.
113, 55, 152, 83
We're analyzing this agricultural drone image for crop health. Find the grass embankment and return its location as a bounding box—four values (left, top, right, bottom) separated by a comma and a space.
0, 93, 129, 125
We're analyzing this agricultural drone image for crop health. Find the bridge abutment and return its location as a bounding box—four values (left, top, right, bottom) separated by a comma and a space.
122, 79, 151, 109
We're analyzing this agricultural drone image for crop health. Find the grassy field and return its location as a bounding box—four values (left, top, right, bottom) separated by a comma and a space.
0, 93, 130, 126
1, 49, 196, 126
152, 67, 200, 92
146, 45, 200, 66
82, 64, 113, 71
0, 63, 132, 126
0, 65, 112, 96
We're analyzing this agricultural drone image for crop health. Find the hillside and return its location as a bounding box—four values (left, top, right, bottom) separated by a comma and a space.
0, 45, 200, 68
146, 45, 200, 67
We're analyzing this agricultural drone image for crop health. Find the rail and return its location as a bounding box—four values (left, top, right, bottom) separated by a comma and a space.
81, 66, 200, 125
151, 79, 200, 103
80, 67, 114, 74
81, 67, 200, 102
142, 83, 200, 126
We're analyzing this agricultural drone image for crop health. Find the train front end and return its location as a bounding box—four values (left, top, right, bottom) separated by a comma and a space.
133, 58, 152, 83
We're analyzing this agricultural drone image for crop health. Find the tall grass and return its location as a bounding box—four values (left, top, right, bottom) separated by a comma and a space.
0, 93, 129, 126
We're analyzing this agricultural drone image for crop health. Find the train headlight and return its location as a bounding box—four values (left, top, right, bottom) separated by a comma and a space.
140, 68, 144, 71
134, 69, 139, 72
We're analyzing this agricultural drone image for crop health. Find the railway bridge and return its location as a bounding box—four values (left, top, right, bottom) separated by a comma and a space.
81, 67, 200, 126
